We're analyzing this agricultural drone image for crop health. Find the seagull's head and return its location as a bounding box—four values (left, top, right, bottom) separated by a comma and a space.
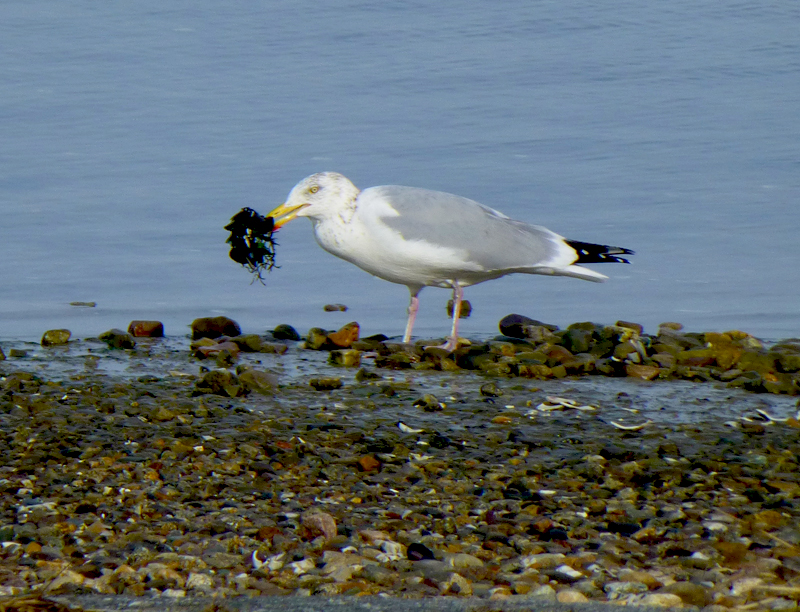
267, 172, 360, 229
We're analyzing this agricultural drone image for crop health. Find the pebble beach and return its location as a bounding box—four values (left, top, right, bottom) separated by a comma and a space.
1, 315, 799, 611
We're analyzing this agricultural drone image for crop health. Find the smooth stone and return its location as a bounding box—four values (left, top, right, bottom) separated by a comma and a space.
309, 377, 342, 391
639, 593, 684, 608
237, 368, 279, 395
659, 581, 712, 607
193, 370, 244, 397
99, 329, 136, 349
229, 334, 265, 352
305, 327, 330, 350
604, 580, 648, 597
616, 320, 644, 334
272, 324, 300, 341
498, 314, 558, 339
328, 349, 361, 367
41, 329, 71, 346
444, 552, 484, 570
190, 316, 241, 340
0, 345, 4, 361
323, 303, 348, 312
625, 364, 660, 380
446, 298, 472, 318
556, 589, 588, 603
327, 322, 360, 348
128, 320, 164, 337
8, 349, 27, 358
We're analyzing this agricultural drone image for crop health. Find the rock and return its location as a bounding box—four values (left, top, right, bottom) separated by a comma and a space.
499, 314, 558, 339
616, 320, 644, 334
229, 334, 265, 352
238, 368, 278, 395
302, 512, 337, 540
305, 327, 330, 350
193, 340, 240, 361
272, 324, 300, 341
556, 589, 589, 603
530, 585, 557, 601
625, 364, 660, 380
562, 328, 594, 354
438, 572, 472, 596
445, 553, 484, 570
41, 329, 71, 346
327, 322, 360, 348
185, 572, 214, 592
604, 580, 649, 598
618, 568, 663, 589
99, 329, 136, 349
446, 298, 472, 318
190, 316, 241, 340
328, 349, 361, 367
659, 581, 712, 607
309, 377, 342, 391
128, 320, 164, 337
407, 543, 436, 561
323, 303, 348, 312
414, 394, 444, 411
658, 321, 684, 332
480, 382, 503, 397
193, 370, 245, 397
640, 593, 684, 608
357, 455, 380, 472
0, 345, 4, 361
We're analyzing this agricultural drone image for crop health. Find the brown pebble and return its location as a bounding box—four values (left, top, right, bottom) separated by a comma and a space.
302, 512, 337, 540
357, 455, 381, 472
323, 304, 348, 312
615, 320, 644, 334
327, 322, 360, 348
128, 320, 165, 337
659, 581, 711, 607
625, 364, 660, 380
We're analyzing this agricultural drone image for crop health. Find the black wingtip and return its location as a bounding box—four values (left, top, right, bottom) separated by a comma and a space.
566, 240, 634, 264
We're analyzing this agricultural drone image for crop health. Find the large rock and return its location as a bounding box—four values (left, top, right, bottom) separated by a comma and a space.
41, 329, 71, 346
99, 329, 136, 349
272, 324, 300, 341
498, 314, 558, 340
190, 316, 241, 340
128, 320, 164, 337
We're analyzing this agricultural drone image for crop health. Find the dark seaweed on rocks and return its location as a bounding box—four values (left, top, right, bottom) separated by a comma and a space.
225, 207, 277, 283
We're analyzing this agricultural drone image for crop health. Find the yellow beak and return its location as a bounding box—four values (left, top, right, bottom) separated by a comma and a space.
266, 202, 308, 229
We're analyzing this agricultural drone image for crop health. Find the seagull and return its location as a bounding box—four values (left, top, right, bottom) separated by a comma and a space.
266, 172, 633, 351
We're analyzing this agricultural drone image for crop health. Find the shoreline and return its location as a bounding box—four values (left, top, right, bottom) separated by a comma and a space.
1, 323, 799, 609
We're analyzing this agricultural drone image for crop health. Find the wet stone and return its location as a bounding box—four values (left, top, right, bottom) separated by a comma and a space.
323, 303, 348, 312
328, 349, 361, 367
272, 324, 301, 341
190, 316, 241, 340
99, 328, 136, 349
309, 377, 343, 391
41, 329, 71, 346
128, 320, 164, 337
193, 369, 244, 397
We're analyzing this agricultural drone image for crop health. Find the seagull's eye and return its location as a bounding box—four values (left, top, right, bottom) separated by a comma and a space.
309, 185, 319, 194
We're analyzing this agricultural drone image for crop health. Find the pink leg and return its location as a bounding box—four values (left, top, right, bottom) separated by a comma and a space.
443, 282, 463, 352
403, 292, 420, 343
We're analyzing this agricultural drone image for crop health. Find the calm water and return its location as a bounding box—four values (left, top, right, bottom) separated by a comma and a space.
2, 1, 799, 342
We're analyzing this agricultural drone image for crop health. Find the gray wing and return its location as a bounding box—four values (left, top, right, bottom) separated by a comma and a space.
366, 185, 569, 271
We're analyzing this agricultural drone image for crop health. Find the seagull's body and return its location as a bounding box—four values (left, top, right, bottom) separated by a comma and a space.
267, 172, 632, 350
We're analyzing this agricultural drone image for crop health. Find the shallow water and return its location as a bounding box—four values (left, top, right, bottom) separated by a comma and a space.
2, 1, 799, 342
3, 336, 797, 426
